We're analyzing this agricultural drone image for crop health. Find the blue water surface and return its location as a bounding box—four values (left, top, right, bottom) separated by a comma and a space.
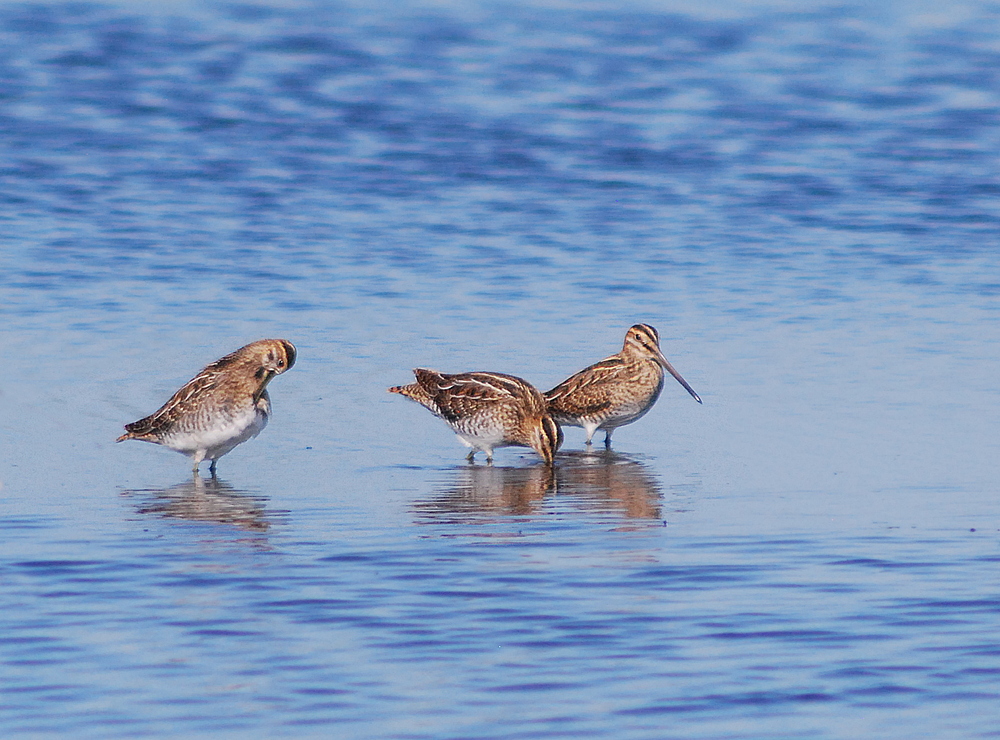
2, 1, 1000, 737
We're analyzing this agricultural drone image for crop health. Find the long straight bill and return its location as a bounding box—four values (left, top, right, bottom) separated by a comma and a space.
652, 348, 702, 404
253, 370, 276, 403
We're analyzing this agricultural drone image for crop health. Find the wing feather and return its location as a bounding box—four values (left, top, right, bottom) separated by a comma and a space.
121, 366, 228, 439
413, 369, 540, 422
544, 356, 631, 417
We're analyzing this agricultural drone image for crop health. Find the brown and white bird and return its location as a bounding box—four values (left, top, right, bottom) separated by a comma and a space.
117, 339, 297, 474
389, 369, 562, 465
545, 324, 701, 448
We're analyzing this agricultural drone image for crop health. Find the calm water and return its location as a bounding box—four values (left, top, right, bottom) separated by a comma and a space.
3, 0, 1000, 737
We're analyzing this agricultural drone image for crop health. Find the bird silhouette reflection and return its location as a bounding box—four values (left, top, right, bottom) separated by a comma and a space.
124, 475, 282, 532
413, 450, 664, 524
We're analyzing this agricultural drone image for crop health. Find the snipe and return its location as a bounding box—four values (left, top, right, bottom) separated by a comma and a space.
117, 339, 297, 474
390, 369, 562, 465
545, 324, 700, 448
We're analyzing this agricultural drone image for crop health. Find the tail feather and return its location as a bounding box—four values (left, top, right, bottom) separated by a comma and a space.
388, 377, 437, 413
117, 428, 155, 443
388, 382, 427, 403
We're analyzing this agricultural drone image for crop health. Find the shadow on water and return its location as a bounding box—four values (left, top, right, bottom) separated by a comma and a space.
121, 475, 286, 533
413, 450, 670, 524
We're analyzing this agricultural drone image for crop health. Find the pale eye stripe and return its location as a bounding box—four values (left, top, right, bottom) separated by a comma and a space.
633, 324, 659, 344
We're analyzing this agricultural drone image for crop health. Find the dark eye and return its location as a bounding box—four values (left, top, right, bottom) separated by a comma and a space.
277, 360, 285, 368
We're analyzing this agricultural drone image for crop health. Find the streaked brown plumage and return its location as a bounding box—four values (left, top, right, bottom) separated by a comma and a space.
545, 324, 701, 448
117, 339, 297, 474
389, 369, 562, 465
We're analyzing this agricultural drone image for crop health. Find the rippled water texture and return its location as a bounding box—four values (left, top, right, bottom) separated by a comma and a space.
3, 1, 1000, 737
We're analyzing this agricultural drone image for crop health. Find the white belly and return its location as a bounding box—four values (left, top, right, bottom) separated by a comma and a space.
162, 406, 268, 461
455, 428, 510, 453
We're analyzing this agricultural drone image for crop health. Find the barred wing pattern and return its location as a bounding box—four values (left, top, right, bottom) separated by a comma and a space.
124, 375, 217, 439
410, 369, 545, 422
543, 356, 626, 418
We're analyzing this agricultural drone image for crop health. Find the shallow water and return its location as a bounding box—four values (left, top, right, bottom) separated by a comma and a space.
3, 1, 1000, 737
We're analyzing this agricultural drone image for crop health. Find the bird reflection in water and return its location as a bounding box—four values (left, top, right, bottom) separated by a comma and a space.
413, 450, 666, 524
414, 464, 556, 523
123, 475, 283, 533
